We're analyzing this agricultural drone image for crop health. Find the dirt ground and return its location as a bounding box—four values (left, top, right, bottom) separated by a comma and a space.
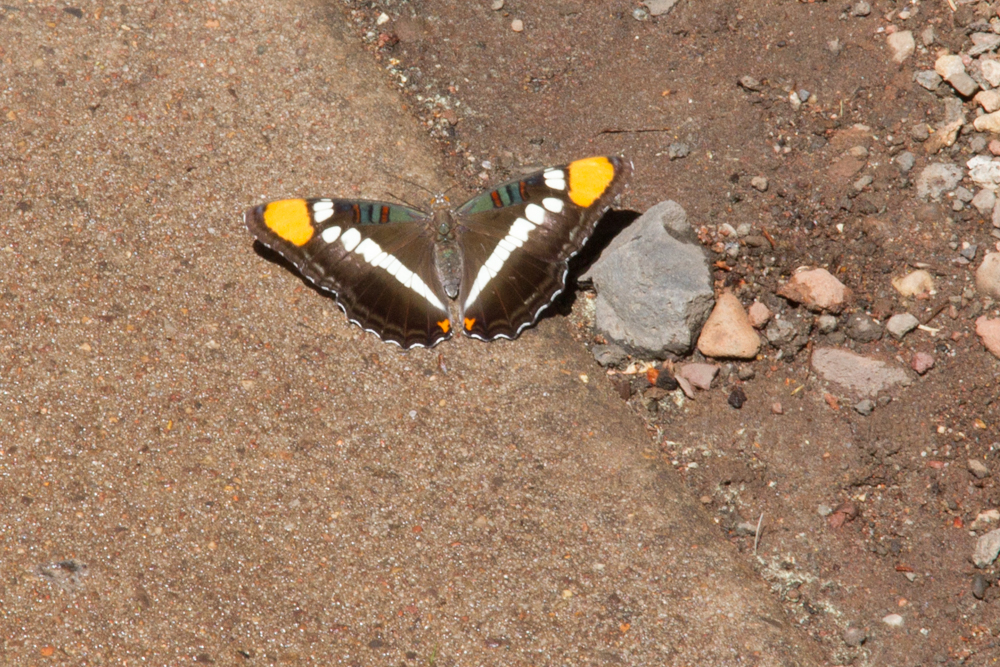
343, 0, 1000, 664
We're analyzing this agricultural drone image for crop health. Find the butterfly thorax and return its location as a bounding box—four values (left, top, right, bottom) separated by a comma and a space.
431, 207, 462, 300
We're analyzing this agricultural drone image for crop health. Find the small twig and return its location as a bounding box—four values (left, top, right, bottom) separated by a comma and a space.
945, 0, 957, 12
597, 127, 672, 135
753, 512, 764, 556
921, 298, 950, 325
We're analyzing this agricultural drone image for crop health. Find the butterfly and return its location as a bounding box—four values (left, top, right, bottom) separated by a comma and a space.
245, 155, 631, 349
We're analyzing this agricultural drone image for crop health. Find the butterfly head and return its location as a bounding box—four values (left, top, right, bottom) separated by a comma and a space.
429, 193, 451, 211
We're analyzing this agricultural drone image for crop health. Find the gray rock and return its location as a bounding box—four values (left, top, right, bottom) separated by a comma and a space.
969, 32, 1000, 57
797, 89, 810, 103
920, 25, 936, 47
974, 528, 1000, 568
895, 151, 916, 174
811, 347, 910, 398
947, 71, 980, 97
973, 188, 997, 215
961, 244, 978, 261
852, 1, 871, 17
916, 162, 964, 201
765, 318, 798, 346
667, 142, 690, 160
969, 458, 991, 479
973, 574, 988, 600
843, 627, 867, 647
955, 186, 975, 203
970, 135, 989, 154
817, 314, 839, 334
911, 124, 930, 142
642, 0, 679, 16
845, 313, 883, 342
914, 70, 942, 91
853, 399, 875, 416
584, 201, 714, 356
885, 313, 920, 340
738, 75, 762, 92
592, 343, 628, 368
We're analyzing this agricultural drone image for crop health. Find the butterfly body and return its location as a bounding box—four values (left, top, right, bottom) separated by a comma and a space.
246, 156, 631, 349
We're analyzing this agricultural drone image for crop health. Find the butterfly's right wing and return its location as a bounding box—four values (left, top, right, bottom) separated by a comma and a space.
245, 198, 454, 349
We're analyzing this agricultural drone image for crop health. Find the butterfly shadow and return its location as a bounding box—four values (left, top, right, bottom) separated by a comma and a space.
545, 207, 641, 318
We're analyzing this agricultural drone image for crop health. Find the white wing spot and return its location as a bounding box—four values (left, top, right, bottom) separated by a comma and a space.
509, 218, 536, 243
498, 237, 519, 252
321, 225, 342, 243
314, 208, 334, 223
340, 228, 362, 252
485, 255, 503, 277
525, 203, 546, 225
355, 238, 382, 264
544, 169, 565, 179
542, 197, 565, 214
313, 201, 334, 211
464, 213, 544, 309
545, 178, 566, 191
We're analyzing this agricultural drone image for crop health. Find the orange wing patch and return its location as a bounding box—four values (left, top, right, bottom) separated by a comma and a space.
263, 199, 314, 246
437, 319, 451, 334
567, 156, 615, 208
464, 317, 476, 331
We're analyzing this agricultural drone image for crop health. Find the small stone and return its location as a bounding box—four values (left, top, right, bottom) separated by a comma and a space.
895, 151, 916, 174
491, 0, 504, 9
853, 399, 875, 416
969, 458, 991, 479
969, 32, 1000, 57
976, 253, 1000, 298
961, 243, 978, 261
914, 70, 942, 91
892, 269, 935, 297
738, 75, 762, 92
728, 387, 747, 409
817, 314, 839, 334
655, 370, 679, 391
771, 402, 783, 415
811, 348, 910, 398
915, 162, 964, 201
970, 135, 989, 154
777, 268, 851, 313
955, 186, 974, 203
697, 291, 762, 359
677, 363, 720, 391
747, 301, 772, 328
667, 142, 690, 160
845, 313, 883, 343
843, 627, 867, 647
920, 25, 936, 47
935, 54, 966, 80
592, 343, 628, 368
973, 574, 989, 600
642, 0, 679, 16
886, 31, 915, 64
797, 89, 810, 103
631, 7, 649, 20
736, 366, 755, 381
975, 111, 1000, 134
817, 504, 833, 517
510, 18, 524, 32
949, 70, 980, 97
734, 521, 758, 536
973, 188, 997, 215
974, 528, 1000, 568
968, 155, 1000, 189
910, 124, 930, 142
910, 352, 934, 375
882, 614, 904, 628
751, 176, 768, 191
971, 509, 1000, 531
853, 175, 873, 191
984, 59, 1000, 88
885, 313, 920, 339
977, 90, 1000, 113
851, 1, 871, 16
991, 140, 1000, 156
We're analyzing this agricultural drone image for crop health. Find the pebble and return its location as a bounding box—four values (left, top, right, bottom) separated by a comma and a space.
972, 188, 996, 215
915, 163, 964, 201
848, 146, 869, 160
811, 347, 910, 397
976, 253, 1000, 298
817, 314, 839, 334
976, 90, 1000, 113
914, 70, 941, 91
892, 269, 935, 297
697, 291, 761, 359
491, 0, 504, 9
969, 32, 1000, 57
910, 124, 930, 142
971, 509, 1000, 531
920, 25, 936, 47
967, 156, 1000, 189
642, 0, 679, 16
910, 351, 934, 375
667, 142, 690, 160
728, 387, 747, 409
853, 399, 875, 416
895, 151, 916, 174
797, 89, 810, 103
981, 297, 1000, 340
845, 313, 883, 343
843, 627, 867, 647
817, 504, 833, 517
677, 363, 720, 391
972, 574, 988, 600
736, 366, 755, 381
777, 268, 850, 313
954, 186, 974, 203
882, 614, 904, 628
961, 243, 978, 261
510, 19, 524, 32
969, 458, 991, 479
974, 528, 1000, 568
885, 313, 920, 340
984, 59, 1000, 88
592, 343, 628, 368
852, 1, 871, 17
949, 71, 981, 97
771, 402, 783, 415
974, 110, 1000, 134
747, 301, 772, 328
738, 75, 762, 92
751, 176, 768, 191
631, 7, 649, 20
766, 318, 798, 346
853, 175, 873, 191
886, 31, 915, 64
992, 140, 1000, 156
970, 135, 988, 154
935, 54, 966, 80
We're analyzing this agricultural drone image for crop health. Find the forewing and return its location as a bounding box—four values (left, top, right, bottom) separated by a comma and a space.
455, 156, 631, 341
245, 198, 454, 349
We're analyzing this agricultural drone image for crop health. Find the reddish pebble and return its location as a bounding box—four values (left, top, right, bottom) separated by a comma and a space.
911, 351, 934, 375
990, 139, 1000, 156
771, 402, 783, 414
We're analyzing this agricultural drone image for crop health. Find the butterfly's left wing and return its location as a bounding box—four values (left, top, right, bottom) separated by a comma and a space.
454, 156, 631, 341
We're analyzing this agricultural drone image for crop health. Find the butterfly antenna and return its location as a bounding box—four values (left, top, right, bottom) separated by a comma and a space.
385, 190, 422, 209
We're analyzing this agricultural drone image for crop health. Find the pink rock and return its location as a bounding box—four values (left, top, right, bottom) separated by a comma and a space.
748, 301, 772, 328
697, 291, 761, 359
911, 352, 935, 375
976, 317, 1000, 358
777, 268, 851, 314
677, 363, 720, 391
990, 140, 1000, 157
810, 347, 909, 397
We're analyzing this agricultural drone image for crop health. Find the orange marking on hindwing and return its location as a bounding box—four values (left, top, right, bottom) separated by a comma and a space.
437, 319, 451, 334
464, 317, 476, 331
